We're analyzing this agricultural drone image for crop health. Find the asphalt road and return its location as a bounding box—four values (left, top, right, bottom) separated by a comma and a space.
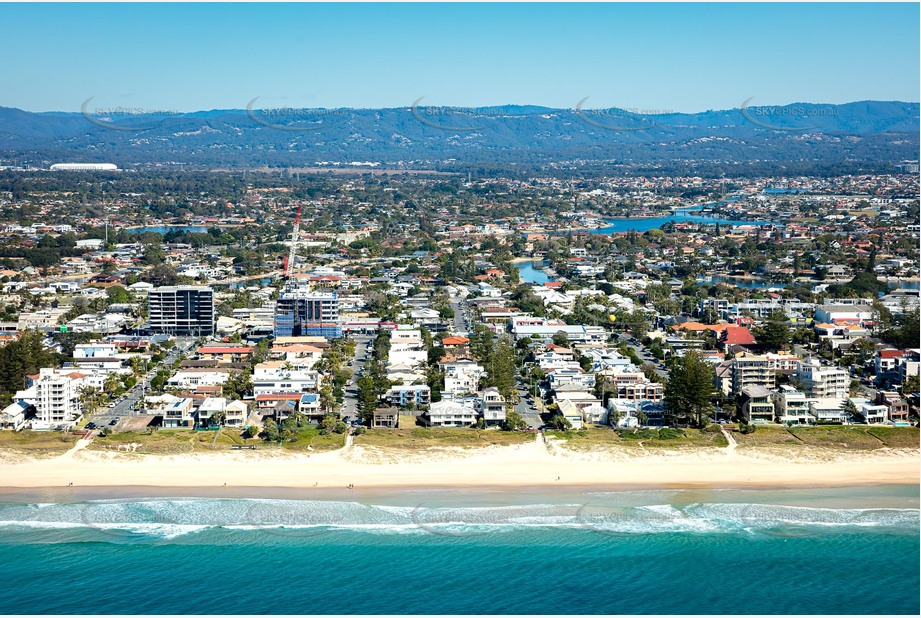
87, 337, 196, 429
515, 376, 544, 429
616, 333, 669, 381
342, 334, 372, 419
449, 296, 471, 336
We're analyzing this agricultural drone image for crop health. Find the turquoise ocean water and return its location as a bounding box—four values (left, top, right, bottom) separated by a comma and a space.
0, 485, 917, 614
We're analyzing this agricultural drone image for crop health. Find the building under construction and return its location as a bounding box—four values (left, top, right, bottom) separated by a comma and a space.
273, 283, 341, 339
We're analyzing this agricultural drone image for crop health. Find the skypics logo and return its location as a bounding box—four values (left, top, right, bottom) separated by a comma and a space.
410, 97, 502, 132
246, 97, 348, 132
740, 97, 838, 132
574, 97, 672, 132
81, 97, 181, 132
409, 96, 673, 133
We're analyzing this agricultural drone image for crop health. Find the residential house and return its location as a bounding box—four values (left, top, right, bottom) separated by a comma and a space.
478, 387, 506, 426
774, 385, 811, 425
738, 386, 776, 424
0, 401, 30, 430
846, 398, 888, 425
556, 399, 585, 429
372, 408, 400, 429
425, 400, 478, 427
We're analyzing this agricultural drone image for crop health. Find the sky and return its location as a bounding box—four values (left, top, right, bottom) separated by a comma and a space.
1, 2, 918, 113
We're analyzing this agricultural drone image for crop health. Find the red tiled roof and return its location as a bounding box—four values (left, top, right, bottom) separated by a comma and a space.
721, 326, 756, 346
442, 336, 470, 346
255, 394, 303, 401
199, 347, 253, 354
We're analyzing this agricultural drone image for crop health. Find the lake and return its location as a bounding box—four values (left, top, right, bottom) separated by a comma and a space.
515, 260, 552, 284
126, 226, 210, 235
697, 275, 790, 290
591, 210, 771, 235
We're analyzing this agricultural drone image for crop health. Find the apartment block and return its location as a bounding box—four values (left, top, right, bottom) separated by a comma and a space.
148, 286, 215, 336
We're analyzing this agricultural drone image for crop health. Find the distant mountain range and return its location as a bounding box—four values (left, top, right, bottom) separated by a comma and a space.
0, 101, 917, 175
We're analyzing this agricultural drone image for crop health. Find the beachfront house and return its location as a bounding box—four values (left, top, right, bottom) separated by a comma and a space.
478, 387, 506, 426
372, 407, 400, 429
425, 400, 477, 427
738, 386, 776, 424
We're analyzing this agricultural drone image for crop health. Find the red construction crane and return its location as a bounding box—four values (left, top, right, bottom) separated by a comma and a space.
283, 202, 302, 277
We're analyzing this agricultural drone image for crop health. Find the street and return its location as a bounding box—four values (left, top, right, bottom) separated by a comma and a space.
616, 333, 669, 382
448, 295, 471, 336
87, 337, 196, 429
341, 333, 372, 419
514, 375, 544, 429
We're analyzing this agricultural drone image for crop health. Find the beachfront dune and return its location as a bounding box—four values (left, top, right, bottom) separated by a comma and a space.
0, 428, 917, 491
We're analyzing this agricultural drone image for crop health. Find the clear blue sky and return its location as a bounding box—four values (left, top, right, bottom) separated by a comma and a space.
1, 2, 918, 113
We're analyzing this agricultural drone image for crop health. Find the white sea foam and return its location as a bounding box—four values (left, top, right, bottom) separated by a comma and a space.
0, 498, 916, 539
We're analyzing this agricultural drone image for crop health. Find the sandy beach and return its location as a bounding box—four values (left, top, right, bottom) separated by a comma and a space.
1, 436, 917, 493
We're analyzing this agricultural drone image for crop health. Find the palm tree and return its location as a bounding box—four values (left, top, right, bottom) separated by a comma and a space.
78, 386, 101, 417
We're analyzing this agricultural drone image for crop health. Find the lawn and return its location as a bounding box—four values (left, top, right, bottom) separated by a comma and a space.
88, 429, 233, 454
731, 425, 804, 448
864, 426, 919, 448
547, 427, 728, 449
0, 430, 79, 457
733, 425, 920, 450
354, 422, 533, 449
87, 426, 346, 454
280, 427, 346, 452
783, 425, 919, 450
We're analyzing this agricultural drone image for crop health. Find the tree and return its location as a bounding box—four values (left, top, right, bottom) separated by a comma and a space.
503, 411, 527, 431
243, 425, 259, 439
754, 310, 791, 351
319, 414, 345, 435
487, 335, 518, 403
357, 375, 380, 423
664, 351, 716, 428
547, 414, 572, 431
902, 374, 919, 396
261, 418, 280, 442
552, 331, 570, 347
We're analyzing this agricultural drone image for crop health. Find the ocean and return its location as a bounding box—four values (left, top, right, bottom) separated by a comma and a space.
0, 485, 917, 614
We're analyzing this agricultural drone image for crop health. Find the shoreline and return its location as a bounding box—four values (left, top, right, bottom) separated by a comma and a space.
1, 440, 917, 497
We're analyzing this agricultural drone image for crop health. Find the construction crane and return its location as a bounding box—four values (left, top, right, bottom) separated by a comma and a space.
283, 202, 302, 278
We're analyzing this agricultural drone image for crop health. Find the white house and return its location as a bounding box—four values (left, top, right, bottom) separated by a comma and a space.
478, 387, 506, 425
252, 361, 320, 396
0, 401, 30, 431
425, 400, 478, 427
440, 359, 485, 398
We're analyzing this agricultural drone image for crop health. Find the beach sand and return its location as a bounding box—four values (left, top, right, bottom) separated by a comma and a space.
0, 435, 917, 493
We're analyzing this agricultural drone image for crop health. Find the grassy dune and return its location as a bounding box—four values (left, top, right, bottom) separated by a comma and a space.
354, 423, 533, 449
733, 425, 919, 450
547, 427, 729, 450
0, 430, 79, 457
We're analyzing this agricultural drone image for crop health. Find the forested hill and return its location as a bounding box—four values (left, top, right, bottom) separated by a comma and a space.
0, 101, 917, 176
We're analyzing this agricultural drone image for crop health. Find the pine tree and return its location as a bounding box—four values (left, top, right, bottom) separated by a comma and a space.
664, 351, 715, 428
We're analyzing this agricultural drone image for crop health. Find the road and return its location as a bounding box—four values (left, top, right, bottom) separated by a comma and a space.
88, 337, 196, 429
515, 375, 544, 429
341, 334, 372, 419
448, 296, 471, 336
616, 333, 669, 381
